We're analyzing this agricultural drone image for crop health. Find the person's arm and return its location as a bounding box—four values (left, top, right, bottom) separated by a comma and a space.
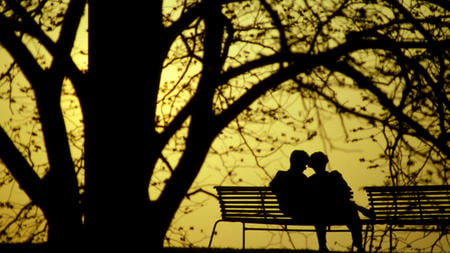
330, 171, 352, 200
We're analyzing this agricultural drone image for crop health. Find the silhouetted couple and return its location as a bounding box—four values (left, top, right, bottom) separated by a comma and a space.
270, 150, 368, 253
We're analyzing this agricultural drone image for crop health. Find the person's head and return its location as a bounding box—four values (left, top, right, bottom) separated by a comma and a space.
309, 152, 328, 173
289, 150, 309, 172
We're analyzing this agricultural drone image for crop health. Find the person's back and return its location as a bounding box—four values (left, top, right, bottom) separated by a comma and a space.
308, 170, 353, 222
328, 170, 352, 203
270, 150, 309, 220
271, 169, 307, 217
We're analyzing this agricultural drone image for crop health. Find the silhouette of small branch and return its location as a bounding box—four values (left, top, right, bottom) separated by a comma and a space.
186, 188, 217, 200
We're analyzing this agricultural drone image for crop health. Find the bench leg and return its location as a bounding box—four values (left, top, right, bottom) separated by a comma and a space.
389, 225, 393, 253
362, 224, 367, 250
370, 224, 375, 253
364, 223, 375, 253
208, 220, 223, 248
208, 220, 247, 249
241, 222, 246, 250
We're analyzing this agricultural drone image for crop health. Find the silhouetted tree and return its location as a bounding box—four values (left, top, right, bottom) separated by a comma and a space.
0, 0, 448, 251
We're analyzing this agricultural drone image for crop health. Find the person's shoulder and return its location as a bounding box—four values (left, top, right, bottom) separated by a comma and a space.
329, 170, 343, 177
274, 170, 288, 178
270, 170, 287, 185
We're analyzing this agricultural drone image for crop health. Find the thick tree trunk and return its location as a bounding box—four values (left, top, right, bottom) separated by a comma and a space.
85, 1, 163, 251
42, 205, 84, 250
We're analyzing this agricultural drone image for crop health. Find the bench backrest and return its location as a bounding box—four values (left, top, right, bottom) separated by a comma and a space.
215, 186, 293, 224
364, 185, 450, 225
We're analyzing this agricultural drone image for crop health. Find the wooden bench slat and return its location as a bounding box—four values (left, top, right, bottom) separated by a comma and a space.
370, 206, 450, 211
221, 207, 279, 210
367, 191, 450, 195
222, 215, 289, 218
368, 193, 450, 197
364, 185, 450, 191
369, 201, 450, 206
220, 199, 278, 202
221, 203, 279, 207
372, 206, 450, 210
374, 213, 450, 218
219, 197, 277, 200
220, 208, 279, 211
221, 202, 279, 205
374, 209, 450, 214
368, 197, 450, 203
366, 191, 450, 195
223, 212, 286, 216
370, 205, 450, 210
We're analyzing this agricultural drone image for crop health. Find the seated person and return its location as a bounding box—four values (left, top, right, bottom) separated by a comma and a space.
270, 150, 310, 221
308, 152, 366, 253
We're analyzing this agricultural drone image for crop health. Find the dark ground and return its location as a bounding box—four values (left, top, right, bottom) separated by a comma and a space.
164, 248, 320, 253
1, 244, 414, 252
0, 244, 337, 253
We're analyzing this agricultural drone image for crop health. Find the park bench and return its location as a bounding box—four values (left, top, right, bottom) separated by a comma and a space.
207, 186, 367, 250
208, 185, 450, 252
364, 185, 450, 252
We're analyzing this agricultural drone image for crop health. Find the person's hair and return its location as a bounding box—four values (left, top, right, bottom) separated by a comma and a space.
309, 152, 328, 169
290, 150, 309, 167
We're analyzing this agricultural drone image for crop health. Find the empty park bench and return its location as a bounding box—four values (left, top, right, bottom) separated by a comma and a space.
208, 185, 450, 252
364, 185, 450, 252
208, 186, 368, 250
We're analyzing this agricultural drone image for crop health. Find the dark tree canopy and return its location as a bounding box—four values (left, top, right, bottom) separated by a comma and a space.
0, 0, 448, 251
